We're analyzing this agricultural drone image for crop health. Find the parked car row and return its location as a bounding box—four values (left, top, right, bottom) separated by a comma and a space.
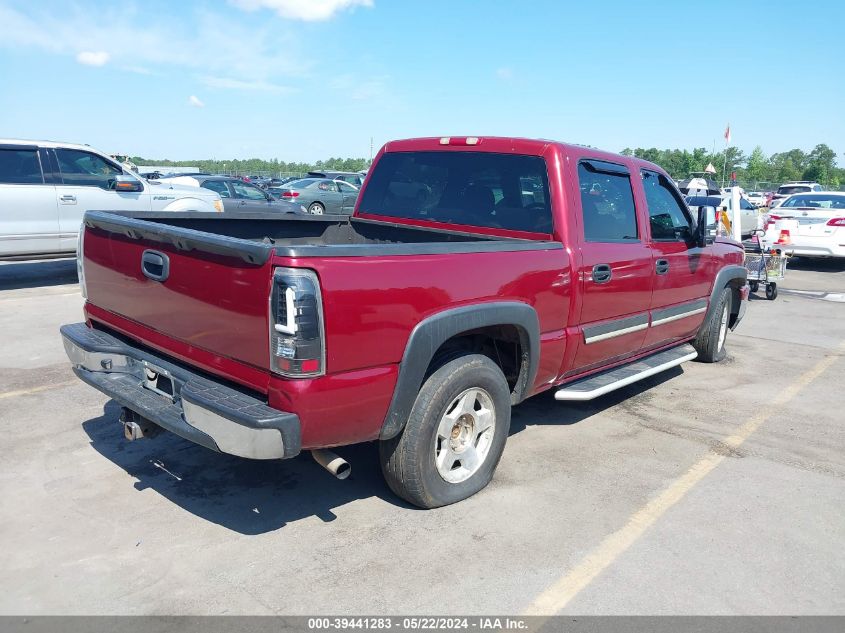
165, 174, 303, 214
269, 177, 361, 215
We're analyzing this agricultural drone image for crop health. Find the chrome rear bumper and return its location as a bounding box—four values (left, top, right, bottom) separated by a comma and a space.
61, 323, 301, 460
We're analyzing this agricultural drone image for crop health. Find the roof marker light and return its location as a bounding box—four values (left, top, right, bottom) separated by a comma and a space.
439, 137, 450, 145
466, 137, 479, 145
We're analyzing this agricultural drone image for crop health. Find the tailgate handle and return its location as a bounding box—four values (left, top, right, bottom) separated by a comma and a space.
141, 250, 169, 282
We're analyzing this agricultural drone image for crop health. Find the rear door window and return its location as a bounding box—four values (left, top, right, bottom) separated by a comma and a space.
0, 148, 44, 184
358, 151, 553, 233
577, 160, 639, 242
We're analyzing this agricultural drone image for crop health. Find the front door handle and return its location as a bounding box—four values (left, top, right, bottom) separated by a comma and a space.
591, 263, 612, 284
656, 259, 670, 275
59, 194, 77, 204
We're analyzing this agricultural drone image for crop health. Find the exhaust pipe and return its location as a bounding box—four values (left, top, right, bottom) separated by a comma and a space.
311, 449, 351, 480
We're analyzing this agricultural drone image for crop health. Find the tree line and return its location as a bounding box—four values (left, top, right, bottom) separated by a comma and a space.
620, 144, 842, 189
131, 155, 370, 176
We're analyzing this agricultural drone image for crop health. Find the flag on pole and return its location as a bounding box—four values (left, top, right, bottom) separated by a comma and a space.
724, 124, 731, 145
705, 162, 717, 174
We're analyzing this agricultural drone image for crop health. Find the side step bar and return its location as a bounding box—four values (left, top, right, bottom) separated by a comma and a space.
555, 344, 698, 401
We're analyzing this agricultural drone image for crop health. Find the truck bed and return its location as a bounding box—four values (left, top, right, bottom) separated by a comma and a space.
85, 211, 558, 265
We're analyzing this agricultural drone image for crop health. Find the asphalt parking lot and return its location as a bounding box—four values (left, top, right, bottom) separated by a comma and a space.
1, 257, 843, 615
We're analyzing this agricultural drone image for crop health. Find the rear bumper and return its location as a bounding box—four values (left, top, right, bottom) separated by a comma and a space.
60, 322, 301, 460
786, 243, 845, 258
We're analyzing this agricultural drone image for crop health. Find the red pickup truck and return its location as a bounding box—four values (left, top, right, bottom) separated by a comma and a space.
62, 137, 749, 508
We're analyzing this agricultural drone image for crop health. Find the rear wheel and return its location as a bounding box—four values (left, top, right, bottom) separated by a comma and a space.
766, 282, 778, 300
749, 281, 759, 293
693, 286, 731, 363
379, 354, 510, 508
308, 202, 325, 215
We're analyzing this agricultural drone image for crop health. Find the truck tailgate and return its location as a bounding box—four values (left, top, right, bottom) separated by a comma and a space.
83, 225, 272, 371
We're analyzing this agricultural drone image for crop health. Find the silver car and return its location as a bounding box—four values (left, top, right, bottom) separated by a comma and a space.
271, 178, 360, 215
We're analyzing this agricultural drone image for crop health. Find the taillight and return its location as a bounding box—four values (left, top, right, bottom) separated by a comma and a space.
270, 267, 324, 377
826, 217, 845, 227
281, 191, 299, 198
765, 214, 782, 229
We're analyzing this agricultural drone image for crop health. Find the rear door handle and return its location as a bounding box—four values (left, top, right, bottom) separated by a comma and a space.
591, 263, 612, 284
656, 259, 670, 275
59, 195, 77, 204
141, 250, 169, 282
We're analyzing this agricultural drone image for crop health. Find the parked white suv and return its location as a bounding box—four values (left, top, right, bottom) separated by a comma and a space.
0, 139, 224, 259
769, 181, 823, 208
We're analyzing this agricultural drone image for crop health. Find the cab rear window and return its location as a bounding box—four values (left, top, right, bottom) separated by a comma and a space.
358, 151, 552, 233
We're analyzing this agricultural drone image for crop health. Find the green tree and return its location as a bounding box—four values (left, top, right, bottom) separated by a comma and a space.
744, 146, 767, 187
802, 144, 837, 184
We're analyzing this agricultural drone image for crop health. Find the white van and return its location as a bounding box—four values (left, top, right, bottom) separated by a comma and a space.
0, 139, 223, 259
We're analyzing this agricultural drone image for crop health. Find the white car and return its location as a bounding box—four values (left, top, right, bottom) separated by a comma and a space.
0, 139, 224, 259
746, 191, 766, 207
685, 193, 760, 237
764, 192, 845, 258
769, 181, 823, 208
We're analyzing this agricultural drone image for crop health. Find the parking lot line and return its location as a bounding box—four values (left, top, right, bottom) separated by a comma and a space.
523, 340, 845, 616
0, 381, 77, 400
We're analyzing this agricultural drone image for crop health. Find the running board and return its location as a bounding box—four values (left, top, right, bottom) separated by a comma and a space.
554, 344, 698, 401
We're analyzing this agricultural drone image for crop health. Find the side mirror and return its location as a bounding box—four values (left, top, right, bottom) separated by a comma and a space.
696, 205, 717, 247
112, 175, 143, 193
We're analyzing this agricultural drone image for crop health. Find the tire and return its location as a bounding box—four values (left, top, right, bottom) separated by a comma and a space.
693, 286, 732, 363
766, 283, 778, 300
379, 354, 511, 509
749, 281, 759, 293
308, 202, 325, 215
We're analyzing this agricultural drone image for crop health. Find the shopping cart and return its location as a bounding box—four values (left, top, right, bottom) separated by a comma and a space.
743, 240, 788, 300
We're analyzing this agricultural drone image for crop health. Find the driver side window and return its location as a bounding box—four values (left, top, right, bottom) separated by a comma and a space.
231, 181, 267, 200
641, 169, 693, 241
55, 148, 122, 190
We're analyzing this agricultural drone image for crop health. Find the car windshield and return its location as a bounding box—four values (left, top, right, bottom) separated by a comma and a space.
358, 151, 553, 233
777, 186, 811, 195
780, 194, 845, 210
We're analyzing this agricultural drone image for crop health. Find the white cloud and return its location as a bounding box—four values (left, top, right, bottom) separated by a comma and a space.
496, 67, 513, 81
188, 95, 205, 108
201, 75, 292, 92
0, 4, 309, 90
76, 50, 110, 66
122, 65, 154, 76
230, 0, 373, 21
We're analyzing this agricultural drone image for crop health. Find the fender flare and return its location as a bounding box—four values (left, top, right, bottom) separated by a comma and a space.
379, 301, 540, 440
704, 264, 747, 327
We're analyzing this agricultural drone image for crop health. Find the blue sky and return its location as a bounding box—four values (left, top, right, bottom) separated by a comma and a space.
1, 0, 843, 163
